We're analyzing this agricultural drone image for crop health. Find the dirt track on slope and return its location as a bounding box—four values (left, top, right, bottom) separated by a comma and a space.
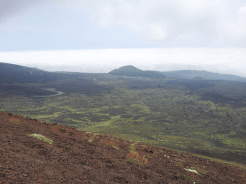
0, 112, 245, 183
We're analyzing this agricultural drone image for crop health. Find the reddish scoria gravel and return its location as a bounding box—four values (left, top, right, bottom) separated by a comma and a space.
0, 112, 245, 184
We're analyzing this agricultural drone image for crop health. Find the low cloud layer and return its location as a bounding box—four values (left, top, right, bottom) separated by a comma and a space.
1, 0, 246, 47
1, 48, 246, 77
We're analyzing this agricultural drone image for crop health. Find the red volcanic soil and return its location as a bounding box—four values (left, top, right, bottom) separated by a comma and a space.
0, 112, 245, 184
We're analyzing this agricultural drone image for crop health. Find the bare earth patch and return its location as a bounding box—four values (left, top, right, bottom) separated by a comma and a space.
0, 112, 245, 183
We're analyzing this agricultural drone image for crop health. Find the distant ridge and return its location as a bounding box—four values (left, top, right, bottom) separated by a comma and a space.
162, 70, 246, 82
2, 62, 246, 83
109, 65, 166, 79
0, 62, 61, 83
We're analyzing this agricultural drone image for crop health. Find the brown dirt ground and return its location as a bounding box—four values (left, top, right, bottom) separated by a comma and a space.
0, 112, 245, 184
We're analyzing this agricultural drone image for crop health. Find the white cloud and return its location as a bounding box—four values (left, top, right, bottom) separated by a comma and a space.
1, 0, 246, 47
1, 48, 246, 77
0, 0, 49, 23
61, 0, 246, 47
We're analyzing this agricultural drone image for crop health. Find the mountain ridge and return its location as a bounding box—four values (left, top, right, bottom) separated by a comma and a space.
162, 70, 246, 82
109, 65, 166, 79
1, 62, 246, 83
0, 62, 61, 83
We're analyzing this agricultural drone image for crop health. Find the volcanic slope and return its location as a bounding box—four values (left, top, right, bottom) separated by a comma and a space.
109, 65, 166, 79
0, 112, 245, 184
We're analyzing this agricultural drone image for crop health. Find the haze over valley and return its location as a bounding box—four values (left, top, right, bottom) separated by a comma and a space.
1, 48, 246, 77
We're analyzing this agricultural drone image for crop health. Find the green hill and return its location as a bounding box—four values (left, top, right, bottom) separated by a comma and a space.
109, 65, 166, 79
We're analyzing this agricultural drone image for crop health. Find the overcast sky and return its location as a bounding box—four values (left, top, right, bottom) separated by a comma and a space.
0, 0, 246, 75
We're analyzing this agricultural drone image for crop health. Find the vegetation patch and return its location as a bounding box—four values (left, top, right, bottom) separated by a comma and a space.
184, 168, 200, 175
183, 174, 199, 182
56, 127, 66, 133
28, 133, 53, 144
112, 145, 119, 149
87, 132, 99, 143
9, 117, 20, 125
128, 143, 137, 152
1, 75, 246, 164
127, 151, 148, 166
101, 138, 120, 150
193, 166, 207, 175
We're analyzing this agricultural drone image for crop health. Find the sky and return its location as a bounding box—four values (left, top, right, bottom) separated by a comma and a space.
0, 0, 246, 76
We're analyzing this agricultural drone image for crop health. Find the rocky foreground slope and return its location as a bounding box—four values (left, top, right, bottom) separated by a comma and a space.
0, 112, 245, 184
